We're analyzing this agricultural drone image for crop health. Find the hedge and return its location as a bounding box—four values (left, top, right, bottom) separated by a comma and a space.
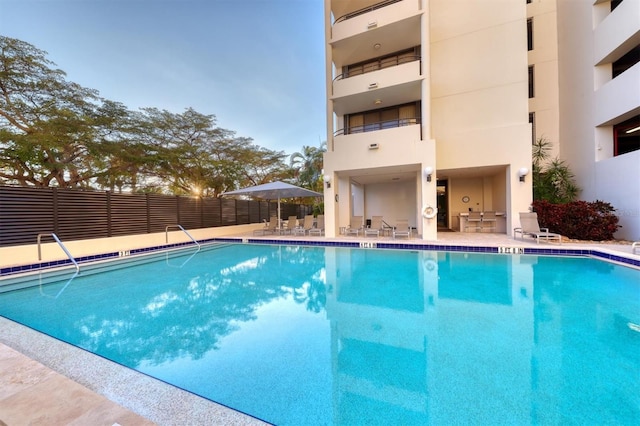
531, 200, 620, 241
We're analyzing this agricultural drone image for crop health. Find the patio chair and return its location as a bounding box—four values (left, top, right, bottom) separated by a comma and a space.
345, 216, 364, 236
481, 211, 497, 232
254, 216, 278, 236
393, 219, 412, 239
293, 215, 314, 236
465, 211, 482, 232
309, 215, 324, 236
514, 212, 562, 244
364, 216, 384, 237
284, 215, 298, 235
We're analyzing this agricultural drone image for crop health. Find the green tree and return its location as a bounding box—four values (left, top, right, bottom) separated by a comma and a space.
136, 107, 292, 197
532, 137, 580, 203
0, 36, 110, 187
289, 141, 326, 193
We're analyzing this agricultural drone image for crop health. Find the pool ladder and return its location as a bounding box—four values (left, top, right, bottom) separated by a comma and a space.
37, 233, 79, 272
166, 225, 201, 252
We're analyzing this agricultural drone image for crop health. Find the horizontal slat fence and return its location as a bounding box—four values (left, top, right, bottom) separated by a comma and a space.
0, 186, 313, 247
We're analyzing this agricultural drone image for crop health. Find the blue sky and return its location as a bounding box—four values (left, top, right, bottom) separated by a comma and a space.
0, 0, 326, 156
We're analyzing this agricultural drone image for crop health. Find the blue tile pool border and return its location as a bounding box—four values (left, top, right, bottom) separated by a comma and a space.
2, 237, 638, 278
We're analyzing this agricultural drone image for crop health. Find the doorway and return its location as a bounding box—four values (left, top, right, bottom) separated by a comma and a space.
436, 180, 448, 229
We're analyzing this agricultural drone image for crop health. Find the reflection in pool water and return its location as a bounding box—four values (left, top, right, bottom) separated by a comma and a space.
0, 244, 638, 425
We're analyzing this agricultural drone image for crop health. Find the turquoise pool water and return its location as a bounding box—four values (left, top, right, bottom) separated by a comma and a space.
0, 244, 638, 425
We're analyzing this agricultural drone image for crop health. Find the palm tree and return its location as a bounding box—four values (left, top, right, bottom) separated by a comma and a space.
289, 141, 326, 193
532, 137, 580, 203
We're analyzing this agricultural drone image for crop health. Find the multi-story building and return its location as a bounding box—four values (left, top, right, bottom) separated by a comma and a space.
323, 0, 640, 241
322, 0, 533, 239
549, 0, 639, 240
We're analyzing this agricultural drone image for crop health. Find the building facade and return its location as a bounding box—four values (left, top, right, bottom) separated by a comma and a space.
551, 0, 639, 240
322, 0, 533, 239
323, 0, 640, 241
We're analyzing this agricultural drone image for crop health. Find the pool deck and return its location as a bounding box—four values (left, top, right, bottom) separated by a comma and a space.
0, 231, 638, 425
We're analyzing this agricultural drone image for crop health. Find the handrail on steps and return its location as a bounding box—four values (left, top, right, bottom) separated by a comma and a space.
37, 233, 80, 272
166, 225, 201, 251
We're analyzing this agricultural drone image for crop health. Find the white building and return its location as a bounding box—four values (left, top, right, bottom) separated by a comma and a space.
323, 0, 640, 241
552, 0, 639, 240
323, 0, 533, 240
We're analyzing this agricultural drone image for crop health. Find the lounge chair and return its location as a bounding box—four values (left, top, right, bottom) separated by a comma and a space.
364, 216, 384, 237
309, 215, 324, 236
284, 215, 298, 234
514, 212, 562, 244
465, 211, 482, 232
293, 215, 314, 236
254, 216, 278, 236
481, 211, 497, 232
345, 216, 364, 236
393, 219, 412, 239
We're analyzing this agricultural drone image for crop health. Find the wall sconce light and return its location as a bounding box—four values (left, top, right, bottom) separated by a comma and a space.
518, 167, 529, 182
424, 166, 434, 183
324, 174, 332, 188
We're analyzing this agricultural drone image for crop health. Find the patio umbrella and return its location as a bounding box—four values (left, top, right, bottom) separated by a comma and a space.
221, 181, 323, 224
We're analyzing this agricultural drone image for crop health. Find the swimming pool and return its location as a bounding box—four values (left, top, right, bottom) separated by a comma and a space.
0, 243, 638, 425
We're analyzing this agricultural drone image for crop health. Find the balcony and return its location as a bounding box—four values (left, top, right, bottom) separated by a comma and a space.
331, 0, 422, 68
328, 124, 423, 171
594, 62, 640, 126
593, 0, 640, 66
332, 59, 421, 115
334, 116, 420, 137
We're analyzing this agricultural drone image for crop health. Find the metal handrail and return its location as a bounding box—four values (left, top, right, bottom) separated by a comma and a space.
37, 233, 80, 272
333, 0, 402, 24
334, 116, 420, 136
333, 55, 420, 82
166, 225, 201, 251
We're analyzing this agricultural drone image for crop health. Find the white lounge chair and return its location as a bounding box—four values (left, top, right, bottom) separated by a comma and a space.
364, 216, 384, 237
514, 212, 562, 244
309, 215, 324, 236
283, 215, 298, 235
393, 219, 412, 239
345, 216, 364, 236
254, 216, 278, 236
293, 215, 314, 236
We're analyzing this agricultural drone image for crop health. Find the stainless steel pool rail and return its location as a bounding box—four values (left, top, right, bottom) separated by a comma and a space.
37, 233, 80, 272
165, 225, 201, 251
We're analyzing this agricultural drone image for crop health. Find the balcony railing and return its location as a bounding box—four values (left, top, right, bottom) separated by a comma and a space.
333, 55, 420, 82
334, 117, 420, 137
333, 0, 403, 24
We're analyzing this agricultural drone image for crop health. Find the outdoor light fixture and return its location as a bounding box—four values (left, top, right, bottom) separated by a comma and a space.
324, 174, 332, 188
518, 167, 529, 182
424, 166, 434, 183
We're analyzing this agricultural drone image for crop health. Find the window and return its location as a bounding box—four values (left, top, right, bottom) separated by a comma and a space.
529, 112, 536, 144
528, 66, 534, 98
526, 0, 532, 4
527, 19, 533, 51
614, 115, 640, 156
344, 102, 421, 135
612, 45, 640, 78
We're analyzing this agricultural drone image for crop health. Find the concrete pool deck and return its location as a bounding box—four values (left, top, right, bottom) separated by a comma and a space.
0, 231, 638, 424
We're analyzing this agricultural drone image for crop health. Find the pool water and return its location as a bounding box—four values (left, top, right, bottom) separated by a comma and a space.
0, 244, 638, 425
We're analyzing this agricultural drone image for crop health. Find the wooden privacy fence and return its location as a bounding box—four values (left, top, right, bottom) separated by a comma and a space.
0, 186, 313, 247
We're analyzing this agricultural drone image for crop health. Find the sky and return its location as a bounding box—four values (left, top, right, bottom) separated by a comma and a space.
0, 0, 326, 156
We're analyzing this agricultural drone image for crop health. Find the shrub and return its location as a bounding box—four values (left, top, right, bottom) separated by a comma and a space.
532, 200, 620, 241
